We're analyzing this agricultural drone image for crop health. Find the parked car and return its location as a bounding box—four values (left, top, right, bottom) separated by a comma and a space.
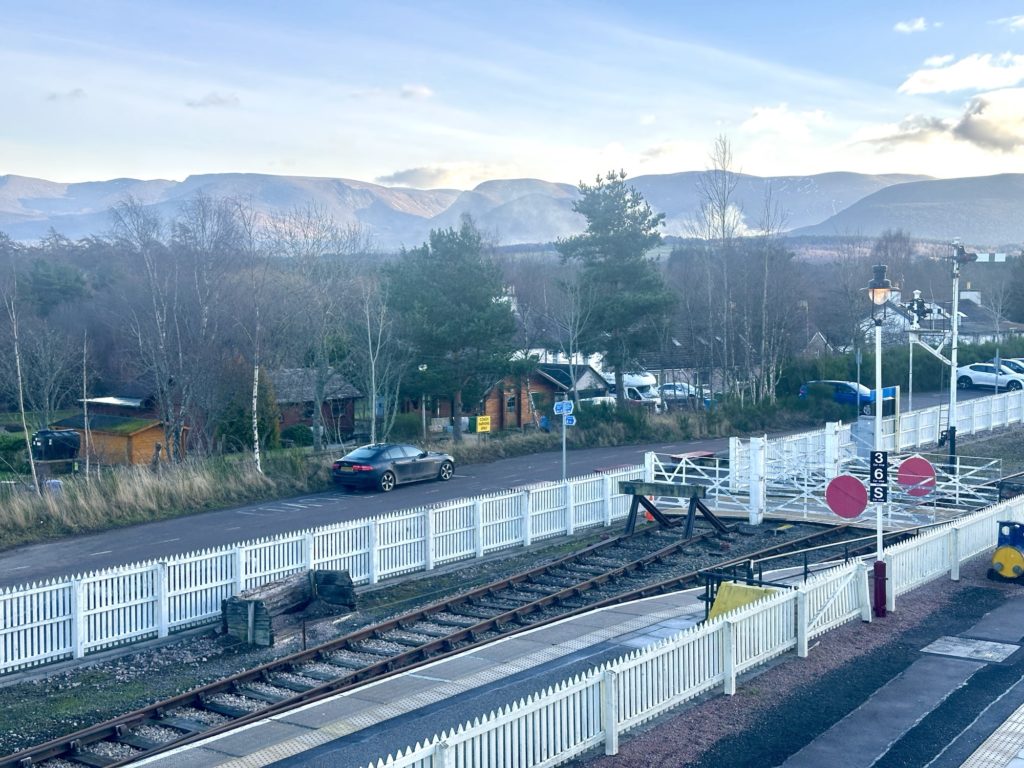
331, 443, 455, 492
956, 363, 1024, 391
993, 358, 1024, 376
659, 382, 697, 402
798, 380, 895, 415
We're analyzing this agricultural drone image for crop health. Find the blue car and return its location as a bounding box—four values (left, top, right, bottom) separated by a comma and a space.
799, 380, 896, 415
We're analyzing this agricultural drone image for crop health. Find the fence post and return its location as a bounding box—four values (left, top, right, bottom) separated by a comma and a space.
857, 562, 873, 622
425, 508, 436, 571
723, 621, 736, 695
302, 533, 315, 572
434, 740, 455, 768
155, 562, 168, 638
474, 500, 485, 558
885, 553, 896, 613
603, 474, 615, 527
748, 436, 766, 526
728, 437, 741, 491
368, 520, 379, 585
950, 525, 961, 582
602, 669, 619, 755
564, 481, 576, 537
522, 490, 532, 547
796, 589, 808, 658
71, 578, 85, 659
233, 546, 245, 594
824, 422, 841, 480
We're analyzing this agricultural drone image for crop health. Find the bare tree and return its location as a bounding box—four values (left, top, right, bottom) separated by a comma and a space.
1, 265, 40, 495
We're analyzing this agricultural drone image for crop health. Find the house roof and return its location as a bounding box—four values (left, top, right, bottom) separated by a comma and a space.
53, 414, 162, 437
534, 363, 606, 391
268, 368, 362, 403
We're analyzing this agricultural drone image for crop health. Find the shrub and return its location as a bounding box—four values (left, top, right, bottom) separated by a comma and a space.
388, 412, 423, 441
280, 424, 314, 446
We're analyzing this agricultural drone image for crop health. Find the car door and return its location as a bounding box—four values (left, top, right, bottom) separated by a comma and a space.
972, 364, 997, 387
402, 445, 434, 481
388, 446, 419, 484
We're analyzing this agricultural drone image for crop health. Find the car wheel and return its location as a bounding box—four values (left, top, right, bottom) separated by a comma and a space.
957, 376, 973, 390
438, 460, 454, 481
379, 471, 396, 492
1009, 380, 1023, 391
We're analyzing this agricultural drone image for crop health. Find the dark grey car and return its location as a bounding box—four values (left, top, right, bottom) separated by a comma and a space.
331, 443, 455, 492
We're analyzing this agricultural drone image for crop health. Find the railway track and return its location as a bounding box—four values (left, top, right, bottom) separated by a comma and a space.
2, 522, 904, 768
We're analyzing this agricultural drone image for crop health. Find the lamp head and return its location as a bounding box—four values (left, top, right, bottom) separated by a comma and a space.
867, 264, 892, 306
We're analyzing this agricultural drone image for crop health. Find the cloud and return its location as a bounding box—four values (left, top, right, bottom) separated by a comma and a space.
185, 91, 240, 108
923, 54, 955, 68
639, 114, 657, 126
400, 84, 434, 100
865, 88, 1024, 152
740, 103, 828, 138
899, 53, 1024, 94
45, 87, 85, 102
995, 15, 1024, 31
375, 166, 454, 187
952, 89, 1024, 151
894, 17, 929, 34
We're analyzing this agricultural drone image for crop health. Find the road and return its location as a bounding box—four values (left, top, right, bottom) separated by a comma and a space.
0, 386, 983, 588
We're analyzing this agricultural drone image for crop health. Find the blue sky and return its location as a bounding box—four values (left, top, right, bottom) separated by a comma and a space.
3, 1, 1023, 187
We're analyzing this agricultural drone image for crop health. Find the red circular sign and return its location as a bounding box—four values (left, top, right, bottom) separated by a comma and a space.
897, 456, 936, 497
826, 474, 868, 519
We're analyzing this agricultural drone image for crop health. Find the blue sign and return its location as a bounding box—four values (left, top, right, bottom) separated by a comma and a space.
564, 414, 576, 426
553, 400, 574, 415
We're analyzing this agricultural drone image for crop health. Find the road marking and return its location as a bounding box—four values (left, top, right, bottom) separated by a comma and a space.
225, 526, 241, 531
90, 550, 112, 556
7, 565, 29, 571
283, 503, 308, 509
156, 538, 180, 544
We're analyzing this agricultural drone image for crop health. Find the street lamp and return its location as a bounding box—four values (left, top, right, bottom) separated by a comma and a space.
866, 264, 892, 618
418, 364, 429, 442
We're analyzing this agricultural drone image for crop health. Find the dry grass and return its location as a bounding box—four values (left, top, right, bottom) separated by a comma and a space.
0, 451, 325, 550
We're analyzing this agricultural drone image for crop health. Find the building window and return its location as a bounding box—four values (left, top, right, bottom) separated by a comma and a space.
506, 395, 516, 412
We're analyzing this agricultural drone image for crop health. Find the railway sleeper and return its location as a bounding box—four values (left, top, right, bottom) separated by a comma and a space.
155, 714, 211, 733
201, 699, 254, 719
63, 747, 120, 767
117, 732, 164, 751
296, 666, 350, 681
450, 605, 502, 620
382, 630, 438, 647
474, 598, 526, 611
237, 685, 290, 704
559, 563, 608, 577
268, 676, 319, 693
431, 613, 484, 627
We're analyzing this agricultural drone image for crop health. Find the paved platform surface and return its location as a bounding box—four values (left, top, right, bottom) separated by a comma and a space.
135, 590, 709, 767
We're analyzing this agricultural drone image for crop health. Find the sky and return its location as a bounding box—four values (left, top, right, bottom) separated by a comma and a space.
3, 1, 1024, 188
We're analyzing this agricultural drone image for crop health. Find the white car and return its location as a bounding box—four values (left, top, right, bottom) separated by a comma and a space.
956, 363, 1024, 391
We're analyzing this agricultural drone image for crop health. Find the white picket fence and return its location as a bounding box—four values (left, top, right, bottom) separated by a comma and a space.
362, 494, 1024, 768
0, 467, 643, 675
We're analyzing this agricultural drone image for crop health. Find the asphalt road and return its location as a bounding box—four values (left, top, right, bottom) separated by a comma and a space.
0, 386, 983, 588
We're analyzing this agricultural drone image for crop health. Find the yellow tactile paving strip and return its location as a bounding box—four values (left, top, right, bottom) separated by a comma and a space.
137, 593, 703, 768
960, 701, 1024, 768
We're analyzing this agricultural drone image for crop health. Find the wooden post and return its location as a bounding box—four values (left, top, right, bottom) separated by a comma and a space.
233, 546, 245, 595
748, 436, 766, 526
949, 525, 961, 581
521, 489, 532, 547
857, 562, 873, 623
368, 520, 379, 585
71, 578, 84, 659
885, 554, 896, 613
796, 589, 808, 658
424, 508, 435, 571
564, 481, 575, 536
474, 500, 484, 558
302, 533, 315, 572
722, 620, 736, 695
155, 562, 168, 638
602, 669, 619, 755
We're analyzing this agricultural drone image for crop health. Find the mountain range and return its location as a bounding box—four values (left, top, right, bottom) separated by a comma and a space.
1, 170, 1021, 249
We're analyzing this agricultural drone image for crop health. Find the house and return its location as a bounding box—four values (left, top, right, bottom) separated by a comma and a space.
862, 289, 1024, 347
269, 368, 362, 442
480, 363, 610, 430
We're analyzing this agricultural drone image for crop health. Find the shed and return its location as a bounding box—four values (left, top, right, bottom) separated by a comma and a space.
50, 414, 174, 466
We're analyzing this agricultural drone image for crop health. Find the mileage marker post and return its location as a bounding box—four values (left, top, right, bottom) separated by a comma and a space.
869, 450, 889, 618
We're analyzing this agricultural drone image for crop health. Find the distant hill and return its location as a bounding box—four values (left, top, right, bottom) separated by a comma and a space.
6, 169, 1018, 250
792, 174, 1024, 246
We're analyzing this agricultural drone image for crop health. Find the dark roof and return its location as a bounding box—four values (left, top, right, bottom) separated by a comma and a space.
268, 368, 362, 403
53, 414, 162, 436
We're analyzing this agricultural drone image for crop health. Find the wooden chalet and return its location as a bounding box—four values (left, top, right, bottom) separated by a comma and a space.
52, 394, 176, 465
480, 363, 609, 430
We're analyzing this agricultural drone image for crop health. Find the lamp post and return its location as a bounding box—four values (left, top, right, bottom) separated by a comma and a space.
418, 364, 428, 442
867, 264, 892, 618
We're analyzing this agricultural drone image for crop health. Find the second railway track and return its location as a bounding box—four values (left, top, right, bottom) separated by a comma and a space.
2, 520, 913, 768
